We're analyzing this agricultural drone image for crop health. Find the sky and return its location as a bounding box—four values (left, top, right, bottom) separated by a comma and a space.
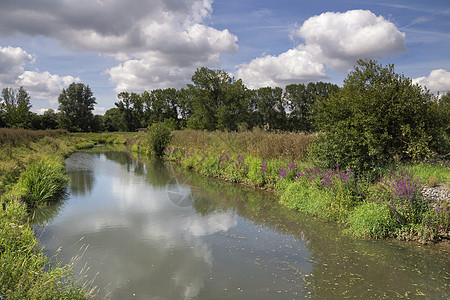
0, 0, 449, 115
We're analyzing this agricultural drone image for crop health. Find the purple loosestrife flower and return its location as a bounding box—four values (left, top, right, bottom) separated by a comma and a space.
260, 161, 268, 176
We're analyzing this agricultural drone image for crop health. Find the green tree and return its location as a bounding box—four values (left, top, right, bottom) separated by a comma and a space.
251, 87, 287, 130
144, 88, 179, 126
115, 92, 137, 132
285, 82, 339, 131
187, 67, 250, 131
313, 59, 445, 173
0, 86, 32, 128
58, 83, 96, 132
103, 107, 126, 131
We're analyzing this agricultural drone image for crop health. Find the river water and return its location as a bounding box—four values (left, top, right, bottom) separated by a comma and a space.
34, 151, 449, 299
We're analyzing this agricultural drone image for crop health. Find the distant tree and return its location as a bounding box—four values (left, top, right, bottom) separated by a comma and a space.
103, 107, 126, 132
187, 67, 250, 131
58, 83, 96, 132
251, 87, 287, 130
0, 86, 32, 128
313, 59, 446, 173
285, 82, 339, 131
144, 88, 179, 126
115, 92, 140, 131
41, 109, 60, 130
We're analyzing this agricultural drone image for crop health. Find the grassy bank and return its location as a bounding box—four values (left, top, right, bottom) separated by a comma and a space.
0, 128, 95, 299
75, 129, 448, 243
145, 129, 448, 243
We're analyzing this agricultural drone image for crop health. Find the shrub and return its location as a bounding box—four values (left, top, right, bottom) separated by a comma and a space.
17, 159, 69, 207
313, 59, 445, 174
147, 123, 172, 156
346, 201, 397, 238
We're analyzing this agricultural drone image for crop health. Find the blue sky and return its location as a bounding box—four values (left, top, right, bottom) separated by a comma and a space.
0, 0, 449, 114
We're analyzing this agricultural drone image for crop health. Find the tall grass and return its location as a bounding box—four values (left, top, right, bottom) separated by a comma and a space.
0, 129, 92, 298
16, 159, 69, 207
0, 197, 91, 299
171, 129, 316, 161
0, 128, 68, 147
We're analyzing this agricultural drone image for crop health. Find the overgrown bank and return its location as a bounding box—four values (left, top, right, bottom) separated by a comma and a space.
0, 128, 96, 299
107, 127, 447, 243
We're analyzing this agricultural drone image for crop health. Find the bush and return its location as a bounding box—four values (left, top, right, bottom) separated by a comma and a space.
147, 122, 172, 156
313, 59, 446, 174
17, 159, 69, 207
346, 201, 397, 238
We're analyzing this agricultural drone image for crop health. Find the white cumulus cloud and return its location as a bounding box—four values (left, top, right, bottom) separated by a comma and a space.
412, 69, 450, 94
237, 10, 406, 89
0, 46, 79, 105
0, 46, 34, 84
17, 71, 79, 104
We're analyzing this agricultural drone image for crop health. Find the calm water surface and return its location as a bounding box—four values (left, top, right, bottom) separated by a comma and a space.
35, 151, 450, 299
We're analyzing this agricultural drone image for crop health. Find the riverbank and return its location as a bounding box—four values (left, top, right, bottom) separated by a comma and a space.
78, 130, 449, 243
0, 128, 96, 299
116, 129, 449, 244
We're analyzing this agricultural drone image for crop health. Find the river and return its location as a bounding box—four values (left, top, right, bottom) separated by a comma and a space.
34, 151, 450, 299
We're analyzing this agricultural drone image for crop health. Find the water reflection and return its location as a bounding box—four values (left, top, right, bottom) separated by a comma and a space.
35, 151, 450, 299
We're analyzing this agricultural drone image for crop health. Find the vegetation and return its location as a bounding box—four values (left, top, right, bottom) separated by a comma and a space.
0, 59, 448, 298
16, 159, 69, 207
312, 59, 448, 174
58, 83, 97, 132
147, 122, 172, 156
0, 129, 94, 299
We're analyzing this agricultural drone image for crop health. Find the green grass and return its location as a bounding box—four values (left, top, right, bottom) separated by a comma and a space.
411, 163, 450, 187
346, 201, 397, 239
0, 129, 93, 299
16, 159, 69, 207
1, 195, 92, 299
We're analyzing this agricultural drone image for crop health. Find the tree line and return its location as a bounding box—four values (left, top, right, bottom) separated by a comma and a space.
0, 67, 339, 132
105, 67, 339, 132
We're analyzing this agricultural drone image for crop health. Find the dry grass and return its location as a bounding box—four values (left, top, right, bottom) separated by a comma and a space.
171, 129, 316, 161
0, 128, 68, 147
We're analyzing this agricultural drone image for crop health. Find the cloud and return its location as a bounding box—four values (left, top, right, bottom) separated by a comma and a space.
17, 71, 79, 104
237, 10, 406, 89
236, 48, 327, 89
412, 69, 450, 94
0, 46, 79, 105
296, 10, 406, 72
0, 46, 34, 84
0, 0, 238, 92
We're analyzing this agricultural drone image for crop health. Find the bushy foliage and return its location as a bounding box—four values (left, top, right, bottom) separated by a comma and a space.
147, 122, 172, 156
313, 59, 446, 174
58, 83, 97, 132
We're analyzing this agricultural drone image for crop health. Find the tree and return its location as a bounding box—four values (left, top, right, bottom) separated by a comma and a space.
58, 83, 96, 132
251, 87, 287, 130
313, 59, 445, 173
0, 86, 32, 128
103, 107, 126, 131
285, 82, 339, 131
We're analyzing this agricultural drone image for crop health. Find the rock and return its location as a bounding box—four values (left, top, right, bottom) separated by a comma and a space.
421, 185, 450, 210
